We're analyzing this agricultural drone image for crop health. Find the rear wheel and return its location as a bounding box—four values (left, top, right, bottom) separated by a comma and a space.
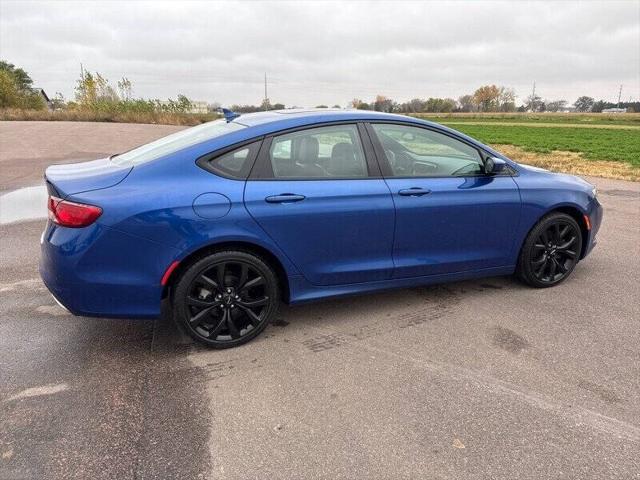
173, 251, 280, 348
517, 212, 582, 288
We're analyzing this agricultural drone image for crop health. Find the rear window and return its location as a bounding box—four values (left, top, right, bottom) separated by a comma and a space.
111, 120, 246, 166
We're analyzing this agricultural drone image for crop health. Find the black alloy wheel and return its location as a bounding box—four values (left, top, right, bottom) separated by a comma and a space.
173, 251, 280, 348
517, 212, 583, 288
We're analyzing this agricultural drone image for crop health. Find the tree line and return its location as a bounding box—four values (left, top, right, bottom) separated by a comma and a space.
1, 60, 637, 114
0, 61, 201, 115
0, 61, 47, 109
350, 87, 638, 113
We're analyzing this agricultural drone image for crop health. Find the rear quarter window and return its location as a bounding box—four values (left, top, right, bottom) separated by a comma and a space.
197, 140, 262, 179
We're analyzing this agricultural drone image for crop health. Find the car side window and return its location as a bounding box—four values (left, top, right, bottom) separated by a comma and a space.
269, 125, 368, 178
199, 141, 261, 179
371, 124, 485, 177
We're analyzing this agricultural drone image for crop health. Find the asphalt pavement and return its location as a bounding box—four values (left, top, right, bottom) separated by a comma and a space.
1, 121, 639, 479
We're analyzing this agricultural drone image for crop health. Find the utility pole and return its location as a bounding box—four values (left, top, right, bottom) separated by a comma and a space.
530, 81, 536, 111
80, 63, 85, 100
617, 84, 623, 108
264, 73, 268, 111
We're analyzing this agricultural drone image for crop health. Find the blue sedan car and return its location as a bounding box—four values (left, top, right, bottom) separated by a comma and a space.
40, 109, 603, 348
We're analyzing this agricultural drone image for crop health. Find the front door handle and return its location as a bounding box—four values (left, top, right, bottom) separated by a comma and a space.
398, 188, 431, 197
265, 193, 306, 203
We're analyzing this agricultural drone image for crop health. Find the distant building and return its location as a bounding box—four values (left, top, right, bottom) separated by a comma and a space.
602, 107, 627, 114
558, 106, 577, 113
33, 88, 51, 109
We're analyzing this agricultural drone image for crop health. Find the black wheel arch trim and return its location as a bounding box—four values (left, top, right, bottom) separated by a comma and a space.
522, 205, 591, 262
162, 240, 291, 303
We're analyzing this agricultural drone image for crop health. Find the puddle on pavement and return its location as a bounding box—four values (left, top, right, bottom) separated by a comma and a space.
0, 185, 48, 225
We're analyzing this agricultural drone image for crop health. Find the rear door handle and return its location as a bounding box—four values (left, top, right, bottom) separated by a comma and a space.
265, 193, 306, 203
398, 188, 431, 197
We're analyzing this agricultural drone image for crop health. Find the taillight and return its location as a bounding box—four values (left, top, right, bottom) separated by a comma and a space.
48, 196, 102, 227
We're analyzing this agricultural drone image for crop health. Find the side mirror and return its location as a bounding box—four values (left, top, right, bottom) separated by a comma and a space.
485, 157, 507, 174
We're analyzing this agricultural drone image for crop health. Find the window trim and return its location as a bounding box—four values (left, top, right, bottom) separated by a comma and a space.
365, 121, 514, 179
249, 121, 382, 181
196, 137, 264, 180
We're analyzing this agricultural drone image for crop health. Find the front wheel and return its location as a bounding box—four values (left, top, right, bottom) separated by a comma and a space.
173, 251, 280, 348
516, 212, 583, 288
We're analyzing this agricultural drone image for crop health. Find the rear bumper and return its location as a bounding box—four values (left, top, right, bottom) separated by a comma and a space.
39, 221, 179, 319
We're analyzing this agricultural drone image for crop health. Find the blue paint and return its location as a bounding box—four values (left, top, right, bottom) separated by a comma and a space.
39, 110, 603, 318
192, 192, 231, 219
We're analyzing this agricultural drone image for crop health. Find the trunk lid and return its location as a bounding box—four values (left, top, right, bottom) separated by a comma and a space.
44, 157, 132, 197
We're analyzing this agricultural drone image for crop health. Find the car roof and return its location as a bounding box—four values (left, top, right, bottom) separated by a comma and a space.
170, 108, 510, 167
223, 108, 504, 157
232, 108, 438, 131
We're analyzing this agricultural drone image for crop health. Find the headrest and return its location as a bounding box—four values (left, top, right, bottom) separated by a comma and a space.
330, 142, 361, 176
296, 136, 319, 165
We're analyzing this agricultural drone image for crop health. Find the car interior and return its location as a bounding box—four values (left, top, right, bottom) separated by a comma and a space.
374, 127, 485, 177
271, 127, 368, 178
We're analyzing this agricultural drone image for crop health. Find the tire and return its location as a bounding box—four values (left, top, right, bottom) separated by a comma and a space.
173, 250, 280, 348
516, 212, 583, 288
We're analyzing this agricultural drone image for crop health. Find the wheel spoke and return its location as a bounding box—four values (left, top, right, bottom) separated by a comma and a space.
557, 236, 577, 250
561, 249, 577, 259
237, 304, 262, 326
187, 296, 217, 308
548, 258, 557, 278
554, 223, 561, 242
199, 274, 219, 291
559, 225, 570, 239
208, 310, 229, 338
532, 256, 546, 267
237, 296, 269, 308
189, 303, 220, 326
217, 263, 227, 288
534, 259, 547, 277
240, 276, 265, 292
226, 311, 241, 338
554, 258, 567, 273
237, 264, 249, 290
541, 229, 549, 245
533, 243, 546, 250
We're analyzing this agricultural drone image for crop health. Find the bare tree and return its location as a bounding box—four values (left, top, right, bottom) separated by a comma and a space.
458, 94, 476, 112
545, 100, 567, 112
574, 96, 595, 112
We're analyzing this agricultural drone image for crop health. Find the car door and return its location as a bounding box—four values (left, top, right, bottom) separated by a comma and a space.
367, 122, 521, 278
244, 123, 395, 286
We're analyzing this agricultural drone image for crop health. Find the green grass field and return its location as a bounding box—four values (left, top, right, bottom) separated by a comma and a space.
409, 113, 640, 179
437, 123, 640, 166
413, 112, 640, 127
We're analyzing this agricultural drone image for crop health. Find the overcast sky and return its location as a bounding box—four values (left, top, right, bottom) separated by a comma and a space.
1, 0, 638, 107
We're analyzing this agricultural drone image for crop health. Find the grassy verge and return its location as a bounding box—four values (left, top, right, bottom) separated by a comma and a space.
490, 144, 640, 182
0, 108, 218, 126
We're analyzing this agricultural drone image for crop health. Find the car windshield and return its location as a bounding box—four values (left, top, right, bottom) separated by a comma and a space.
111, 120, 246, 166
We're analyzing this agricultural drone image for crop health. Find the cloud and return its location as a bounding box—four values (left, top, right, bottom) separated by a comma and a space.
1, 0, 638, 106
